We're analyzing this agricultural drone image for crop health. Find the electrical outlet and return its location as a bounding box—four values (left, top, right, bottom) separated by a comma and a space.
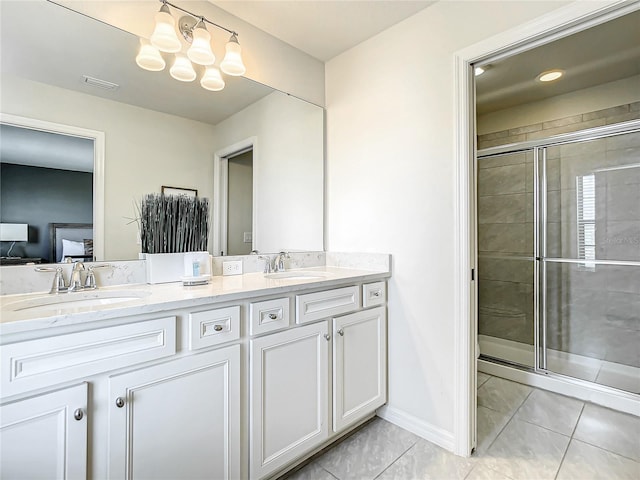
222, 260, 243, 276
243, 232, 252, 243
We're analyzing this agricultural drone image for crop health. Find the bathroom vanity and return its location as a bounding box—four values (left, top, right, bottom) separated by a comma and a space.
0, 263, 389, 480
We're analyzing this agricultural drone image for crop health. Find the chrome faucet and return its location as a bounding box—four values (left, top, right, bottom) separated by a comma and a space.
273, 252, 290, 273
68, 262, 85, 292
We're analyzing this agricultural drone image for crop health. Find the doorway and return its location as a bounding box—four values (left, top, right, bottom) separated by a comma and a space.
226, 149, 254, 256
453, 1, 640, 456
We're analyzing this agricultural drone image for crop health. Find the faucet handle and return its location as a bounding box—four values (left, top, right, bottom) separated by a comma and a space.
84, 264, 112, 290
257, 255, 272, 274
35, 266, 68, 294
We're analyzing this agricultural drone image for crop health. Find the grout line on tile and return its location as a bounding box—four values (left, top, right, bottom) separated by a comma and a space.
569, 437, 640, 463
322, 466, 340, 480
372, 442, 418, 480
479, 387, 534, 455
551, 414, 577, 480
563, 401, 640, 462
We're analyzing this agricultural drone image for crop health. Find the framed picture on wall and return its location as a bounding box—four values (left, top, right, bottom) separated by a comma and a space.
161, 186, 198, 197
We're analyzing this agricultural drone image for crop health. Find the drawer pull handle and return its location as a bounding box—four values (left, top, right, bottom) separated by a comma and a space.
268, 313, 278, 320
115, 397, 125, 408
74, 408, 84, 421
372, 291, 381, 297
337, 329, 344, 336
214, 325, 224, 332
324, 333, 331, 341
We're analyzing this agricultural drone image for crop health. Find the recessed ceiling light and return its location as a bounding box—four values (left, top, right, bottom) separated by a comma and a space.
474, 64, 491, 76
537, 69, 564, 82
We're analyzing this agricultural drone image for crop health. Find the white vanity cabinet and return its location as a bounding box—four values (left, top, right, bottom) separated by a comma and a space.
333, 306, 387, 432
250, 284, 387, 479
1, 269, 389, 480
108, 345, 241, 480
0, 383, 88, 480
249, 322, 329, 479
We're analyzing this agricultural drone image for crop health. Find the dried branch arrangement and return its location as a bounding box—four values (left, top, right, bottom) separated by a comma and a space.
137, 194, 209, 254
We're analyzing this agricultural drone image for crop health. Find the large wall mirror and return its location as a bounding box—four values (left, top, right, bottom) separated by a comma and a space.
0, 0, 324, 264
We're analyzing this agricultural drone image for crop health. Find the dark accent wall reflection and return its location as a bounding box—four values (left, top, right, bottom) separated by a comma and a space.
0, 163, 92, 261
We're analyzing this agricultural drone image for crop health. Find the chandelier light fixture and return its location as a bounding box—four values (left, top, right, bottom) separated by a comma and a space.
136, 0, 246, 92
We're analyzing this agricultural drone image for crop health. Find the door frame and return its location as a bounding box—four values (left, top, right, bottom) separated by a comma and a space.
452, 0, 638, 456
213, 137, 257, 255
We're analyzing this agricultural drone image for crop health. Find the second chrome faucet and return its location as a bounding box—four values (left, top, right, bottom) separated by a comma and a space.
259, 251, 290, 274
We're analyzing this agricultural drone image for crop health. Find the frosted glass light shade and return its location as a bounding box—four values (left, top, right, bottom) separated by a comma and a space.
201, 67, 225, 91
188, 26, 215, 66
136, 40, 166, 71
150, 5, 181, 53
170, 54, 196, 82
220, 35, 246, 76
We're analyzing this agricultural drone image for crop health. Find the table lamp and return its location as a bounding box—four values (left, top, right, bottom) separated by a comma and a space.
0, 223, 28, 258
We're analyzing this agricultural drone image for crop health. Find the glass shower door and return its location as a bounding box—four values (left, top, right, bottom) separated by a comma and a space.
477, 149, 536, 367
541, 130, 640, 394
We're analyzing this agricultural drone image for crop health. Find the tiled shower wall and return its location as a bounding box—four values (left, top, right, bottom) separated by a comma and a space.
477, 150, 535, 346
478, 102, 640, 150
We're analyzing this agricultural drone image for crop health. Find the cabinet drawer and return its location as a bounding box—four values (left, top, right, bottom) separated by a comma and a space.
363, 282, 386, 307
189, 306, 240, 350
296, 286, 359, 324
250, 298, 289, 335
1, 317, 176, 397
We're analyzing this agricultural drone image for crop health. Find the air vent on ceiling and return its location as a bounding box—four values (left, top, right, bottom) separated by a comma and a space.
82, 75, 119, 90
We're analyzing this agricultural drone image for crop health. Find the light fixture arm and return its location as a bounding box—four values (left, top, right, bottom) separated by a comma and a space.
160, 0, 238, 37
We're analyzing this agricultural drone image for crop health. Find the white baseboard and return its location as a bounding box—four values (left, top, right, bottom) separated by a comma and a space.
377, 405, 454, 452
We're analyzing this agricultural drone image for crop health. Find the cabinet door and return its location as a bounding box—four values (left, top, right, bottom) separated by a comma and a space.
108, 345, 240, 480
333, 306, 387, 432
1, 383, 88, 480
250, 322, 329, 479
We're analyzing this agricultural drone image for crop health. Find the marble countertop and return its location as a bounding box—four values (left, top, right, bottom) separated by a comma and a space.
0, 266, 390, 336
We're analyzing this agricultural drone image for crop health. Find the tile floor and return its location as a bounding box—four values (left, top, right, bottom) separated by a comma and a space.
282, 373, 640, 480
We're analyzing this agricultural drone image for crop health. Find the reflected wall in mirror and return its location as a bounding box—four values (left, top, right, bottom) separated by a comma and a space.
0, 0, 324, 263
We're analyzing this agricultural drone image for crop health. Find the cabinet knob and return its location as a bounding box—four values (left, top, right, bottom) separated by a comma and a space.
268, 313, 278, 320
73, 408, 84, 421
372, 291, 380, 297
324, 333, 331, 341
115, 397, 125, 408
214, 324, 223, 332
337, 329, 344, 336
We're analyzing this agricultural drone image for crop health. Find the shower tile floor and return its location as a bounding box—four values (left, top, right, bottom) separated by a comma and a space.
282, 374, 640, 480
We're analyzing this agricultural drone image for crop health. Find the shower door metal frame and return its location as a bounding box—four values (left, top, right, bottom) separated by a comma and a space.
478, 119, 640, 386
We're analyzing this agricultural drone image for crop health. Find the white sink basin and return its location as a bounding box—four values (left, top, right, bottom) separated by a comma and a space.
3, 290, 152, 314
264, 271, 331, 280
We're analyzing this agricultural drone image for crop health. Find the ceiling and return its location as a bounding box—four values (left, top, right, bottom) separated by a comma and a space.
0, 125, 94, 172
1, 1, 638, 136
475, 8, 640, 115
211, 1, 435, 61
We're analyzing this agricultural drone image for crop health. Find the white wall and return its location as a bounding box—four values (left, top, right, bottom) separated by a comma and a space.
478, 74, 640, 134
1, 75, 216, 261
325, 0, 571, 440
213, 91, 324, 254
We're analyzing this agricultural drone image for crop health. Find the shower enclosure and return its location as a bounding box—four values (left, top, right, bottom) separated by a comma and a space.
477, 123, 640, 395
